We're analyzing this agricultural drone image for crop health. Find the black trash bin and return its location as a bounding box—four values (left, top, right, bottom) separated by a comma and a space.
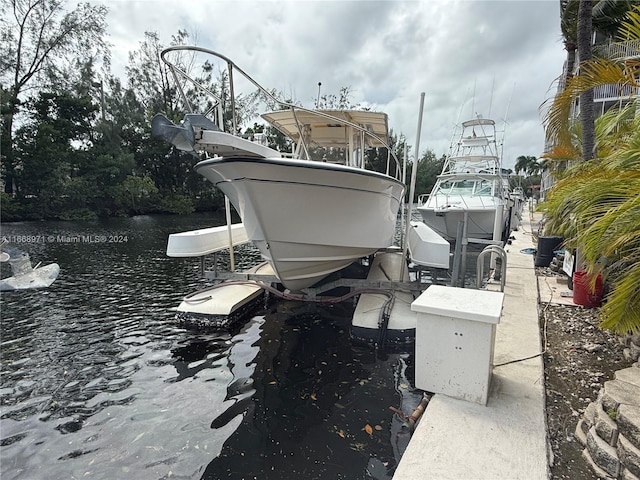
534, 236, 563, 267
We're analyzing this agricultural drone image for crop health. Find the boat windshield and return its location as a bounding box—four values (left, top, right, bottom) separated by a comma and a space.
435, 179, 494, 197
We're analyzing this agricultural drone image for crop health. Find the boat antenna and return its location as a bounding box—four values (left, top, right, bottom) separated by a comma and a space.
316, 82, 322, 108
500, 83, 516, 163
400, 92, 425, 280
487, 76, 495, 119
449, 87, 471, 153
471, 79, 476, 119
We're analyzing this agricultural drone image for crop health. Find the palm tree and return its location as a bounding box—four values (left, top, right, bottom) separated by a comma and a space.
578, 0, 597, 161
542, 6, 640, 334
514, 155, 542, 176
560, 0, 580, 89
558, 1, 637, 95
553, 0, 639, 150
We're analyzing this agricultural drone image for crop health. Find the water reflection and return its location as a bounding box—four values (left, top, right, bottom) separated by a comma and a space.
202, 302, 411, 480
0, 215, 420, 480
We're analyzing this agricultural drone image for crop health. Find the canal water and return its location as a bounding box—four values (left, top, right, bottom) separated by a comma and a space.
1, 214, 429, 480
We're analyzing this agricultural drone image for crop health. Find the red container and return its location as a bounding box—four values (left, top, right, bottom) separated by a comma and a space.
573, 271, 603, 308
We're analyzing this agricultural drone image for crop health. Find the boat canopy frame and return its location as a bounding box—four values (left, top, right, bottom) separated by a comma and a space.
159, 45, 402, 179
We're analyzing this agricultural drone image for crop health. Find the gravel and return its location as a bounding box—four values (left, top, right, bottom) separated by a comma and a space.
541, 284, 632, 479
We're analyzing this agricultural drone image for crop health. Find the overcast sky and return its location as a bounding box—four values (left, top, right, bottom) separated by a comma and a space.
105, 0, 566, 171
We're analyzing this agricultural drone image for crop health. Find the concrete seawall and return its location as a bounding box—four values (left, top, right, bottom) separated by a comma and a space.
394, 209, 549, 479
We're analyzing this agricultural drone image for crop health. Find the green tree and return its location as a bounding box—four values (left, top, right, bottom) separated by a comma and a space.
124, 31, 203, 209
314, 85, 360, 110
116, 175, 158, 214
13, 90, 98, 218
0, 0, 109, 194
126, 30, 184, 119
408, 150, 445, 203
514, 155, 542, 176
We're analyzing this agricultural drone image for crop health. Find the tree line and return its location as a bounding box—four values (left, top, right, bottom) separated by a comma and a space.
1, 0, 527, 223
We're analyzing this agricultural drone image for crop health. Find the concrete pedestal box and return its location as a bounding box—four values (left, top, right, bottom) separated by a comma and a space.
411, 285, 504, 405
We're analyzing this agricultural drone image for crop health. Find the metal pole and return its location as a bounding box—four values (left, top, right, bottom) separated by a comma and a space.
401, 93, 425, 280
451, 220, 464, 287
400, 146, 408, 252
361, 131, 366, 169
228, 62, 237, 134
225, 196, 236, 271
460, 211, 469, 287
491, 206, 503, 269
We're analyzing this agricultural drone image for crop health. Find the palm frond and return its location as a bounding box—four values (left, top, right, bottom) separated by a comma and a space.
600, 265, 640, 334
578, 188, 640, 264
616, 5, 640, 42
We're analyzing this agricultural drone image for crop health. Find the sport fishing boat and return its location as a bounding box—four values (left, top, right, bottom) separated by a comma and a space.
152, 46, 405, 291
417, 117, 511, 243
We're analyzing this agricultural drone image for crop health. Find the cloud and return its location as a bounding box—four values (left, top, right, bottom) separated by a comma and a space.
105, 0, 566, 170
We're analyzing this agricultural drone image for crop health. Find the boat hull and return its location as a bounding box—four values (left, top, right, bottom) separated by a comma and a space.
196, 157, 405, 290
418, 199, 508, 242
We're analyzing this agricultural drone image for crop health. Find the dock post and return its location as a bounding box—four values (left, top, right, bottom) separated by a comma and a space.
490, 206, 504, 269
459, 212, 469, 287
225, 196, 236, 272
451, 220, 464, 287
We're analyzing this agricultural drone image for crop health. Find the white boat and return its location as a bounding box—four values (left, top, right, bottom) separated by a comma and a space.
417, 118, 511, 243
0, 244, 59, 291
153, 46, 405, 291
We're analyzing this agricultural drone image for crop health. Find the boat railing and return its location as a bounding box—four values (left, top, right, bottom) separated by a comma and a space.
159, 45, 402, 179
417, 193, 429, 206
449, 117, 500, 159
441, 156, 501, 176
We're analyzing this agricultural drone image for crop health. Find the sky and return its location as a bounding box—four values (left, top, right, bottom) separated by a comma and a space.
104, 0, 567, 171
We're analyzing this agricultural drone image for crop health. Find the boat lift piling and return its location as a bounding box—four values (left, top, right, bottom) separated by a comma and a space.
225, 196, 236, 272
451, 220, 465, 287
400, 92, 425, 281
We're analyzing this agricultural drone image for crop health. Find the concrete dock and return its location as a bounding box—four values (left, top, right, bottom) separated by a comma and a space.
394, 209, 549, 479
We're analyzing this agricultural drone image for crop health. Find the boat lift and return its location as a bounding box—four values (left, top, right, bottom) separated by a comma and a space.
165, 92, 507, 352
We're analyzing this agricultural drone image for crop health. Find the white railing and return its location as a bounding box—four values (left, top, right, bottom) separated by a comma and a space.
593, 83, 639, 100
595, 40, 640, 61
159, 45, 403, 180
